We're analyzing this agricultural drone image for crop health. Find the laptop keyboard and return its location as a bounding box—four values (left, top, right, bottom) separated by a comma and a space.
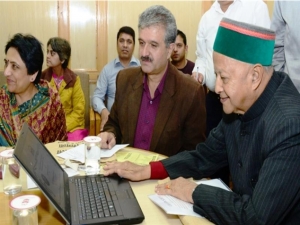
75, 175, 122, 220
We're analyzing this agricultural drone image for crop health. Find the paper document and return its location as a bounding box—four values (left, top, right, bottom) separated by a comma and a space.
57, 144, 129, 162
148, 178, 230, 217
148, 194, 202, 217
27, 175, 37, 189
116, 151, 159, 165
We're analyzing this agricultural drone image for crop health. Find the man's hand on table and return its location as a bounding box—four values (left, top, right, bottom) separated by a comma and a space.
155, 177, 197, 204
98, 132, 116, 149
103, 161, 151, 181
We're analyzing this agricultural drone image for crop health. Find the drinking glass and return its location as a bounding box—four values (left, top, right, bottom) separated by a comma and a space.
83, 136, 101, 175
10, 195, 40, 225
0, 149, 22, 195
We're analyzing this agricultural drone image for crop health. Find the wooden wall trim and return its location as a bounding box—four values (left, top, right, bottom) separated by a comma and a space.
202, 0, 213, 14
96, 1, 108, 71
57, 1, 70, 40
56, 0, 107, 83
92, 0, 108, 82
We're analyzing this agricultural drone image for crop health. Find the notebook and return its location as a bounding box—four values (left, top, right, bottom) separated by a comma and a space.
13, 123, 145, 225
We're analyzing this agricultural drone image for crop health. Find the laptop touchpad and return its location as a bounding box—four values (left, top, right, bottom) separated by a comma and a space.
116, 190, 133, 199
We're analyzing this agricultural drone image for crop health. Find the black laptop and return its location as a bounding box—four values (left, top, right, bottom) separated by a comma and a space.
13, 123, 144, 225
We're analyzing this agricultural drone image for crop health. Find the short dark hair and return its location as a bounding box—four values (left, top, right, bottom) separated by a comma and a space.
5, 33, 43, 84
117, 26, 135, 44
177, 29, 187, 46
47, 37, 71, 69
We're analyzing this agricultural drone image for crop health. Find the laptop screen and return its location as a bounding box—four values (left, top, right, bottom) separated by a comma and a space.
14, 123, 71, 223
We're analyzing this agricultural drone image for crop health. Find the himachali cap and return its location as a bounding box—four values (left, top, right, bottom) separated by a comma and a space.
213, 17, 275, 66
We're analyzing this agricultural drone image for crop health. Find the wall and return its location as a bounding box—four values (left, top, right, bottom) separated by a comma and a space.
107, 1, 206, 64
0, 1, 206, 80
0, 0, 274, 90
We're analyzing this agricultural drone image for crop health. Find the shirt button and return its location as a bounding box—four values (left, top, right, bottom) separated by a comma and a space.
150, 101, 152, 104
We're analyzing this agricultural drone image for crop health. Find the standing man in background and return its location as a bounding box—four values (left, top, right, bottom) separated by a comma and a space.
191, 0, 270, 185
171, 29, 195, 75
192, 0, 270, 135
271, 1, 300, 92
92, 26, 140, 131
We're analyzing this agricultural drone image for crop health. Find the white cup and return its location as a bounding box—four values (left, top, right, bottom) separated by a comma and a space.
0, 149, 22, 195
83, 136, 101, 175
10, 195, 40, 225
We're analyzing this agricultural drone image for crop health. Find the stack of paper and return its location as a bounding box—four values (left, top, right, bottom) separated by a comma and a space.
148, 179, 230, 217
57, 144, 129, 162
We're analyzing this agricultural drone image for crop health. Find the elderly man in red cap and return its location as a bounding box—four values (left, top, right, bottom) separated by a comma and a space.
102, 17, 300, 224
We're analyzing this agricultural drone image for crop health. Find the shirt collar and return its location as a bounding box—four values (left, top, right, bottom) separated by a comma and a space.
7, 80, 49, 106
143, 67, 168, 94
213, 0, 241, 14
114, 56, 139, 66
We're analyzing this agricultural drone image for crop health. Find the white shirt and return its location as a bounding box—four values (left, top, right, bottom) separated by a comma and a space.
271, 1, 300, 92
193, 0, 270, 92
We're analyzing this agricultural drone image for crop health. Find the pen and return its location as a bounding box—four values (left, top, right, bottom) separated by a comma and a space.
196, 67, 199, 81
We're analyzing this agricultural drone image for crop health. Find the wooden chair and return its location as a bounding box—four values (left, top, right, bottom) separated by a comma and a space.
88, 73, 103, 136
75, 70, 101, 136
75, 70, 90, 131
0, 71, 5, 87
89, 79, 102, 136
89, 108, 101, 136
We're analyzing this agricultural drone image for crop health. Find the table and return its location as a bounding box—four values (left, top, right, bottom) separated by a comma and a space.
0, 142, 213, 225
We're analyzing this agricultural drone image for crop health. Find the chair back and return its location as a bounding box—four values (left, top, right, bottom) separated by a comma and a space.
0, 71, 5, 87
75, 70, 90, 129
